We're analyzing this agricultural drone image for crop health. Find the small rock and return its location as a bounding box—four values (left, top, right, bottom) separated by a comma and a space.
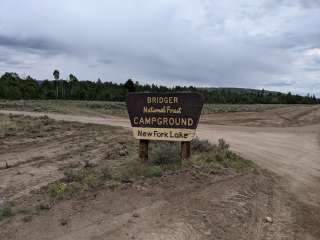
265, 216, 273, 223
127, 219, 135, 224
119, 150, 127, 156
5, 161, 10, 169
203, 229, 212, 236
38, 203, 51, 210
134, 185, 148, 191
121, 178, 133, 184
132, 213, 140, 218
22, 215, 32, 223
83, 159, 93, 168
60, 218, 68, 226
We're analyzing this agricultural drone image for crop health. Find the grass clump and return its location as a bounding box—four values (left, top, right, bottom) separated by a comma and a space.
48, 183, 69, 199
191, 138, 254, 170
100, 165, 113, 180
142, 165, 162, 178
82, 174, 99, 188
63, 168, 84, 183
55, 167, 106, 196
0, 201, 13, 221
191, 138, 212, 152
117, 159, 163, 182
48, 162, 115, 200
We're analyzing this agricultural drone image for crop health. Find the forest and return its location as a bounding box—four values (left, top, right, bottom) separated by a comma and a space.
0, 71, 319, 104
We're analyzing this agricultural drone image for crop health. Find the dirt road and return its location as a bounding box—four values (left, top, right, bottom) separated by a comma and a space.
1, 109, 319, 207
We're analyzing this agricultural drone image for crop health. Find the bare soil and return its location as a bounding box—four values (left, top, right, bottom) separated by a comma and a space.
1, 105, 320, 239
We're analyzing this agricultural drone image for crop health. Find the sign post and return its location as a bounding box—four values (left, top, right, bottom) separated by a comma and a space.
139, 139, 149, 162
127, 92, 203, 162
181, 141, 191, 160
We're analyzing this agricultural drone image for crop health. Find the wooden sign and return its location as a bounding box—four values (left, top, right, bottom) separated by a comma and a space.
127, 92, 203, 142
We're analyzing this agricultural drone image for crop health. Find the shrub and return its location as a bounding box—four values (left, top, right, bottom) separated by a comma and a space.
48, 183, 68, 199
0, 202, 13, 221
190, 138, 255, 171
63, 165, 112, 192
63, 169, 83, 182
116, 159, 144, 182
117, 159, 163, 180
191, 138, 214, 153
83, 174, 99, 188
218, 138, 229, 151
149, 141, 180, 165
100, 165, 112, 180
143, 166, 162, 178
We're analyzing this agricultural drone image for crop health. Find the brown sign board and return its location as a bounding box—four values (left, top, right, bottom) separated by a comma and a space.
127, 92, 203, 141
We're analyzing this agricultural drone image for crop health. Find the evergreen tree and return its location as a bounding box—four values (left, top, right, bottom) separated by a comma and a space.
0, 72, 319, 104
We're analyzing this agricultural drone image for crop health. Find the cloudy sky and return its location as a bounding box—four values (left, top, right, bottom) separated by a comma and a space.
0, 0, 320, 95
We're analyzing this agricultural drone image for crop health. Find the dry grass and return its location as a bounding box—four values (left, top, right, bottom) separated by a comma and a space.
0, 99, 292, 117
0, 100, 127, 117
201, 104, 290, 114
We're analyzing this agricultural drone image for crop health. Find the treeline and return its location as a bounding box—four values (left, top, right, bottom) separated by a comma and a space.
0, 71, 319, 104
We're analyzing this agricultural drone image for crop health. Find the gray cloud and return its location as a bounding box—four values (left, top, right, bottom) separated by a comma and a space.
0, 55, 20, 65
99, 58, 115, 65
0, 0, 320, 95
262, 81, 295, 87
0, 34, 67, 56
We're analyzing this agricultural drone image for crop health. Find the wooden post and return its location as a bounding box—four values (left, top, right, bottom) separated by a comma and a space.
139, 140, 149, 162
181, 141, 191, 160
